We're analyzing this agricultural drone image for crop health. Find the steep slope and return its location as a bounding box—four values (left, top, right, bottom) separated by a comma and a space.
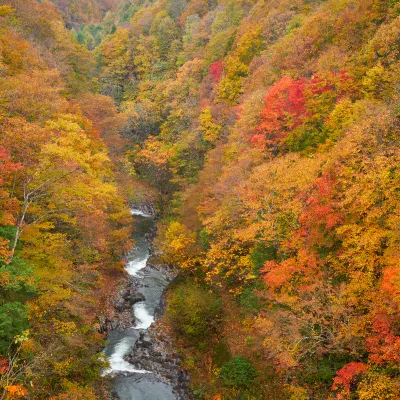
92, 0, 400, 398
0, 2, 132, 398
1, 0, 399, 398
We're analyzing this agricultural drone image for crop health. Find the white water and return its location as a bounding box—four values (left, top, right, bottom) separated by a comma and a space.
130, 208, 152, 217
104, 209, 154, 376
108, 338, 149, 374
133, 303, 155, 329
103, 209, 177, 399
125, 257, 148, 276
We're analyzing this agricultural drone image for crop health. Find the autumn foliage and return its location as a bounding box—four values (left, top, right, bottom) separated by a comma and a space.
209, 59, 224, 82
332, 362, 368, 396
252, 76, 306, 149
0, 2, 131, 399
1, 0, 400, 398
98, 0, 400, 397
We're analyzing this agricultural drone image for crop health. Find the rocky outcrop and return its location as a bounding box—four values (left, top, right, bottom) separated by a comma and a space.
125, 329, 191, 400
114, 288, 145, 312
97, 280, 142, 332
130, 202, 157, 217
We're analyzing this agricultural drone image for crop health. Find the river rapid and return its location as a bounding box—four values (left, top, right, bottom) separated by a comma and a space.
103, 209, 181, 400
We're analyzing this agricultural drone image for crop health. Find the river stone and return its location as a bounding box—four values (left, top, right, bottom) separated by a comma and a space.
124, 291, 145, 305
113, 299, 126, 312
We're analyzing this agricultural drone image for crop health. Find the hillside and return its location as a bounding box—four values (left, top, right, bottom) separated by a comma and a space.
92, 0, 400, 398
49, 0, 119, 25
0, 1, 133, 398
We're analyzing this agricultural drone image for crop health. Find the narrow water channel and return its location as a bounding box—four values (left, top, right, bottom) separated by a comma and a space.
103, 209, 177, 400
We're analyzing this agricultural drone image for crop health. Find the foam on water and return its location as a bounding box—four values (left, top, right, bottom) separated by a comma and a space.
125, 257, 148, 276
133, 303, 155, 329
130, 208, 152, 217
105, 337, 149, 375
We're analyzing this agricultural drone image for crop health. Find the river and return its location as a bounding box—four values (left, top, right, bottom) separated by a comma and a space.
103, 209, 178, 400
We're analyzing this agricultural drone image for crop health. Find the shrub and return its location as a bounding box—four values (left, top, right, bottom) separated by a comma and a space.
220, 355, 258, 388
0, 302, 28, 353
166, 281, 221, 342
238, 287, 261, 314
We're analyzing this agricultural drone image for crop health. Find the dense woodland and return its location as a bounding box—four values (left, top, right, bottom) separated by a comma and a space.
0, 0, 399, 398
0, 1, 134, 398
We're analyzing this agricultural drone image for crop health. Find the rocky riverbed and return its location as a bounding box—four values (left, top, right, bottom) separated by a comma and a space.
100, 208, 191, 400
125, 325, 191, 399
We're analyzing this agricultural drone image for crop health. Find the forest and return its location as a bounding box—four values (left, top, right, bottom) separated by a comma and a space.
0, 0, 399, 399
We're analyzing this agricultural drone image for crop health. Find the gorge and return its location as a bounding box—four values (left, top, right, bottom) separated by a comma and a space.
0, 0, 399, 399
